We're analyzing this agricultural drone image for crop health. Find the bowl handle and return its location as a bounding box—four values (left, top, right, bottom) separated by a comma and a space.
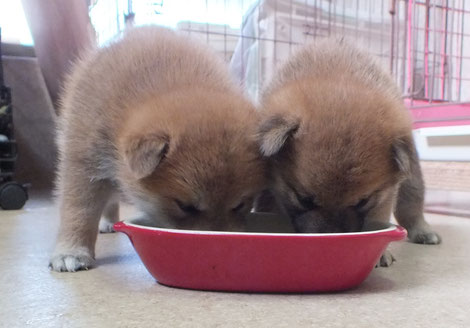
113, 221, 130, 235
384, 225, 408, 242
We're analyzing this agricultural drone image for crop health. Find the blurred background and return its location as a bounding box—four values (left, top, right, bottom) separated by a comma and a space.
0, 0, 469, 215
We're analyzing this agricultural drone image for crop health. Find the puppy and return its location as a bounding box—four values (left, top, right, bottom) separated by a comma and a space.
258, 40, 441, 266
50, 26, 266, 272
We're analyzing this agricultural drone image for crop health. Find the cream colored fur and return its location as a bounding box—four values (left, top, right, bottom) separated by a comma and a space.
258, 40, 441, 266
50, 27, 266, 272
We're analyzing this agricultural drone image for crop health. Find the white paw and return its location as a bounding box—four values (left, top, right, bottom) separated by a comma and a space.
49, 250, 95, 272
408, 229, 441, 244
99, 219, 116, 233
376, 250, 396, 268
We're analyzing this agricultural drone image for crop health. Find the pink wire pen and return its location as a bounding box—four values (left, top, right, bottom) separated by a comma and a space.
124, 0, 468, 128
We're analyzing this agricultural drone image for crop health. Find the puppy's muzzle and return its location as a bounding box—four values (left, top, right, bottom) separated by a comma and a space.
292, 208, 364, 233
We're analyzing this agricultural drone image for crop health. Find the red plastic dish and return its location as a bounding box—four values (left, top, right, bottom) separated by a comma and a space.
114, 214, 406, 293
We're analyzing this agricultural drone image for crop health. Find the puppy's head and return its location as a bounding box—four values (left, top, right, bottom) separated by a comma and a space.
258, 82, 414, 233
118, 90, 267, 231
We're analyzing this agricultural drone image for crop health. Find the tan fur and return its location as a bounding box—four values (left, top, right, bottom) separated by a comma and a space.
258, 40, 440, 260
50, 26, 266, 272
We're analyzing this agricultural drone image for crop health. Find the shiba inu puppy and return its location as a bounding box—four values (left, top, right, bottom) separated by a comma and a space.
50, 26, 266, 272
258, 40, 440, 266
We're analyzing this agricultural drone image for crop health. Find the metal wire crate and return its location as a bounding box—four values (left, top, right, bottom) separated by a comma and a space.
89, 0, 470, 127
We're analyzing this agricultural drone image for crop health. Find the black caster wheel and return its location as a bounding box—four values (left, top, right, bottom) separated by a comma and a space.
0, 182, 28, 210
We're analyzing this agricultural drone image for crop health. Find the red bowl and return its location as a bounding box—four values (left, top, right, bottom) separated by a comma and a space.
114, 214, 406, 293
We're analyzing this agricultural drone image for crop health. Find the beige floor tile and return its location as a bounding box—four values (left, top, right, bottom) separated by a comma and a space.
1, 198, 469, 328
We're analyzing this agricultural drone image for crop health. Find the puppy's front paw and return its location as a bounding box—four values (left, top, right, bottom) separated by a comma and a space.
408, 229, 441, 245
99, 219, 116, 233
376, 250, 395, 268
49, 250, 95, 272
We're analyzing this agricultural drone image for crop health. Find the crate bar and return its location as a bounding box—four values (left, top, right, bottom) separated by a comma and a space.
410, 102, 470, 127
355, 0, 360, 40
402, 0, 409, 97
383, 0, 388, 71
240, 0, 245, 86
411, 26, 470, 36
407, 101, 470, 108
390, 0, 398, 75
440, 0, 449, 100
205, 0, 209, 43
180, 29, 305, 45
431, 1, 438, 102
457, 0, 466, 101
395, 0, 402, 82
368, 0, 372, 52
289, 0, 293, 54
412, 49, 470, 60
424, 0, 430, 98
446, 0, 454, 101
332, 0, 337, 37
328, 0, 332, 36
304, 0, 308, 41
274, 0, 278, 67
407, 0, 415, 105
224, 0, 227, 61
413, 0, 470, 14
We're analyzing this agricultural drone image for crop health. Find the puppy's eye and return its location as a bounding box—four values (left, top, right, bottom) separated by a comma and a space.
354, 198, 369, 210
175, 199, 200, 215
232, 201, 245, 212
298, 195, 318, 211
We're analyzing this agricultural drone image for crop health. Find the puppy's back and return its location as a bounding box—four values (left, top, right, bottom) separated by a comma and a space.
264, 39, 401, 102
262, 39, 412, 138
60, 26, 236, 120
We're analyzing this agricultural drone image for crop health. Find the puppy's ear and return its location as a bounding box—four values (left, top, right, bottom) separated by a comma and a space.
391, 135, 414, 174
257, 115, 299, 156
123, 133, 169, 179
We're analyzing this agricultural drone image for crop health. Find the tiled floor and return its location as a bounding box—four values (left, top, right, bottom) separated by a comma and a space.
1, 198, 469, 328
422, 161, 470, 217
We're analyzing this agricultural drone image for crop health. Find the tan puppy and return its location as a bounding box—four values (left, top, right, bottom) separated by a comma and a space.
50, 26, 266, 272
258, 40, 440, 266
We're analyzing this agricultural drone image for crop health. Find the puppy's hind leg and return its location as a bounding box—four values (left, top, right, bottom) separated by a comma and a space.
99, 193, 120, 233
50, 166, 115, 272
394, 155, 441, 244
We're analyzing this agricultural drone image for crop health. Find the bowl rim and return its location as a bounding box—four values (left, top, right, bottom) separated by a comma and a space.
116, 220, 400, 237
